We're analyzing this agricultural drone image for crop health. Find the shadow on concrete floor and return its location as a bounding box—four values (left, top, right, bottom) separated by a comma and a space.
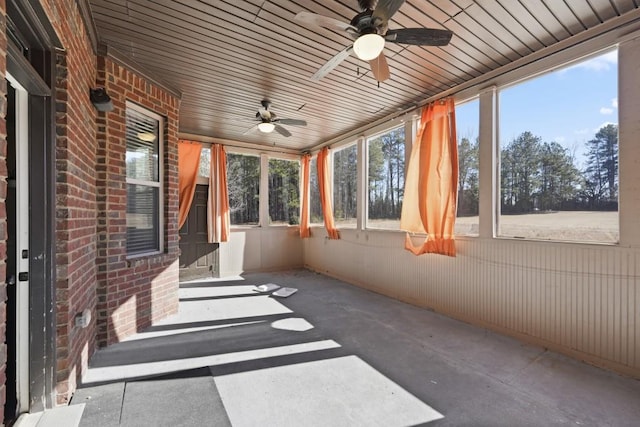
71, 269, 640, 427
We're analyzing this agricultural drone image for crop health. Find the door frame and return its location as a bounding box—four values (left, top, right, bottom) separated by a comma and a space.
6, 0, 61, 414
6, 73, 30, 416
179, 181, 220, 280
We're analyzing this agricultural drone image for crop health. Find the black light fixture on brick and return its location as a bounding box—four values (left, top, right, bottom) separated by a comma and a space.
90, 87, 114, 112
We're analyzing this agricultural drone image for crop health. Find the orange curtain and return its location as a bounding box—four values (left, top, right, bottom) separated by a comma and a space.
207, 144, 230, 243
400, 98, 458, 256
299, 154, 311, 238
317, 148, 340, 239
178, 140, 202, 229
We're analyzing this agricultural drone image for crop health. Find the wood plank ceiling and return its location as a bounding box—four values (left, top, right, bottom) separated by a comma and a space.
88, 0, 640, 152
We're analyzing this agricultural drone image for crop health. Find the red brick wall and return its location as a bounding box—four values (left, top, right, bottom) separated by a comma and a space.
0, 0, 100, 412
0, 0, 180, 413
95, 55, 180, 348
39, 0, 100, 405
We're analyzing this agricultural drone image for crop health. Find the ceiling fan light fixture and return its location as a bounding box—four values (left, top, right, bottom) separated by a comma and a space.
353, 33, 385, 60
258, 122, 275, 133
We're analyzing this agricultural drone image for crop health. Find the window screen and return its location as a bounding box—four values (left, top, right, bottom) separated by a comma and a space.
126, 103, 163, 254
268, 158, 300, 225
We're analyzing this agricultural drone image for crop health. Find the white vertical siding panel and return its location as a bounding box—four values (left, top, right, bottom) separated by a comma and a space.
616, 251, 625, 364
632, 252, 635, 367
591, 248, 599, 358
610, 249, 619, 362
302, 231, 640, 377
606, 250, 613, 361
576, 248, 585, 354
618, 252, 627, 365
631, 251, 638, 367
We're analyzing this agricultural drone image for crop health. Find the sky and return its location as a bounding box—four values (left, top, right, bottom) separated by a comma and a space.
455, 49, 618, 169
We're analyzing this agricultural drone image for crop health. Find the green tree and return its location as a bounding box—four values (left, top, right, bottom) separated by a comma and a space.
368, 128, 405, 219
583, 124, 618, 207
501, 131, 542, 213
381, 129, 405, 218
368, 139, 385, 218
457, 136, 479, 216
269, 159, 300, 224
309, 157, 323, 223
227, 153, 260, 224
333, 145, 357, 221
538, 142, 581, 211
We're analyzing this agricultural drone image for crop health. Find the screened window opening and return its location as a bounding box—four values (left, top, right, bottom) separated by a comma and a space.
227, 152, 260, 225
455, 98, 480, 236
126, 102, 163, 255
309, 156, 323, 225
333, 144, 358, 227
199, 146, 211, 178
269, 158, 300, 225
367, 126, 405, 230
498, 49, 618, 243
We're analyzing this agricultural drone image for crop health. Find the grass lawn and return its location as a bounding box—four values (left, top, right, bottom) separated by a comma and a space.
337, 211, 618, 243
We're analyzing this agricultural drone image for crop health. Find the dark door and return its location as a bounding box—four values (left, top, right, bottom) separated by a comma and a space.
7, 0, 60, 413
5, 80, 18, 423
179, 184, 219, 280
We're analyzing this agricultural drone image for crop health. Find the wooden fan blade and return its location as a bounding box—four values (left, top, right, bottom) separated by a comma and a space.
243, 124, 259, 135
371, 0, 406, 26
369, 52, 390, 82
273, 125, 292, 137
295, 11, 358, 34
277, 119, 307, 126
312, 45, 353, 80
386, 28, 453, 46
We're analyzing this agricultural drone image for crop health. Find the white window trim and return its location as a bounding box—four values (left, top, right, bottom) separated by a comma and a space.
491, 47, 620, 244
364, 124, 409, 231
125, 101, 164, 257
226, 150, 261, 228
265, 155, 301, 228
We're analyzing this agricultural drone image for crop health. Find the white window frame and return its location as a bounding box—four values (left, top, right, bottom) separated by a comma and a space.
125, 101, 164, 256
226, 148, 261, 228
454, 96, 481, 237
365, 124, 407, 231
265, 154, 301, 227
332, 141, 359, 227
493, 48, 619, 244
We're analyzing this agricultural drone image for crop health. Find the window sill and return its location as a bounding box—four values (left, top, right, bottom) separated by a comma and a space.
230, 225, 261, 230
126, 251, 168, 267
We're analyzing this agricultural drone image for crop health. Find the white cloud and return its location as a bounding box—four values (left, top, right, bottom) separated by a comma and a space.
597, 97, 617, 116
574, 128, 591, 135
563, 50, 617, 73
580, 51, 617, 71
554, 136, 566, 143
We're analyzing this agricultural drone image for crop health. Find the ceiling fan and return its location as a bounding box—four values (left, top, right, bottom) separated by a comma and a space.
295, 0, 453, 82
244, 100, 307, 137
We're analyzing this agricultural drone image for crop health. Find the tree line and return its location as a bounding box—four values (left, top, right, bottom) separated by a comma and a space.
459, 124, 618, 215
329, 129, 406, 223
227, 153, 260, 224
333, 123, 619, 219
368, 129, 405, 220
226, 154, 302, 225
225, 123, 618, 224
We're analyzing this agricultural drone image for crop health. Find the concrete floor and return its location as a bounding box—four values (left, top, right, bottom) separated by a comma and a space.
70, 269, 640, 426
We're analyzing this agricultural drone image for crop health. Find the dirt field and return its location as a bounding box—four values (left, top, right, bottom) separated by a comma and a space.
357, 211, 619, 243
